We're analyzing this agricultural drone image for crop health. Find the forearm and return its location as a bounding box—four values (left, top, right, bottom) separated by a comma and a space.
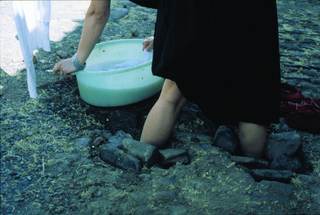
76, 1, 110, 64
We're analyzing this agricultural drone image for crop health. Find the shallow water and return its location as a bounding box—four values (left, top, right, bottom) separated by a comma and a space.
89, 59, 145, 71
88, 49, 152, 72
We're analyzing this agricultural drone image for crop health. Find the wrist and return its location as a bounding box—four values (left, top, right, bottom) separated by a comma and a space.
72, 54, 86, 70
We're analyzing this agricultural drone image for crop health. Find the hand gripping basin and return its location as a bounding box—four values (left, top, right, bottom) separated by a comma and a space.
75, 39, 164, 107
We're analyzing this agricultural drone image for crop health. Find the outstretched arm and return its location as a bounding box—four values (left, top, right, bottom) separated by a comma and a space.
53, 0, 111, 77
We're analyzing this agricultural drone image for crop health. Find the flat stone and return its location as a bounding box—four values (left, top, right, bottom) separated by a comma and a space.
100, 145, 141, 171
212, 125, 238, 154
265, 132, 302, 161
121, 138, 159, 167
230, 156, 269, 169
249, 169, 294, 183
159, 148, 189, 165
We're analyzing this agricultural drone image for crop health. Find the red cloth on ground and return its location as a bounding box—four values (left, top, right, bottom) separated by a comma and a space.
280, 83, 320, 134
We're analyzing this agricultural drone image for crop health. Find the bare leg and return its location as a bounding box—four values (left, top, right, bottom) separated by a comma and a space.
238, 121, 268, 159
140, 79, 188, 148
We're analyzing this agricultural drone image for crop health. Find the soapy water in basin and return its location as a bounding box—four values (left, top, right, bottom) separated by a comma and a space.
88, 49, 152, 72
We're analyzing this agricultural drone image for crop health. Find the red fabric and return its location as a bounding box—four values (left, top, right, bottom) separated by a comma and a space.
280, 83, 320, 134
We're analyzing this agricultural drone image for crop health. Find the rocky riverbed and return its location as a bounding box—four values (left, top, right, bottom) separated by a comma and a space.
1, 0, 320, 214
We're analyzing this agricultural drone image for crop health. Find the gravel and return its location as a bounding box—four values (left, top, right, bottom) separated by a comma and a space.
1, 0, 320, 214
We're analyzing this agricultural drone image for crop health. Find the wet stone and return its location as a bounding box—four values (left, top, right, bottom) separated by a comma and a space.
249, 169, 294, 183
230, 156, 269, 169
159, 148, 189, 165
122, 138, 159, 167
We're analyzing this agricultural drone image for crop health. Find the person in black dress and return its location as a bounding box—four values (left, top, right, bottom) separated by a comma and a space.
139, 0, 280, 159
53, 0, 280, 159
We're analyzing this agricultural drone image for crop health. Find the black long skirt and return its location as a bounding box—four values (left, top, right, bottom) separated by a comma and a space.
152, 0, 281, 125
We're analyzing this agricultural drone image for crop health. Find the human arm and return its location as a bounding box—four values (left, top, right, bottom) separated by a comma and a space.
53, 0, 111, 77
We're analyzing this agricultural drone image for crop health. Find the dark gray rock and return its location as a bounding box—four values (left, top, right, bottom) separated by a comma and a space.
265, 132, 302, 161
109, 8, 130, 22
249, 169, 294, 183
107, 130, 133, 149
122, 138, 159, 167
230, 156, 269, 169
159, 148, 189, 165
100, 145, 141, 171
212, 125, 238, 154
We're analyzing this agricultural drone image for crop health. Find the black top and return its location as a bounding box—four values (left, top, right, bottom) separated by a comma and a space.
129, 0, 159, 9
